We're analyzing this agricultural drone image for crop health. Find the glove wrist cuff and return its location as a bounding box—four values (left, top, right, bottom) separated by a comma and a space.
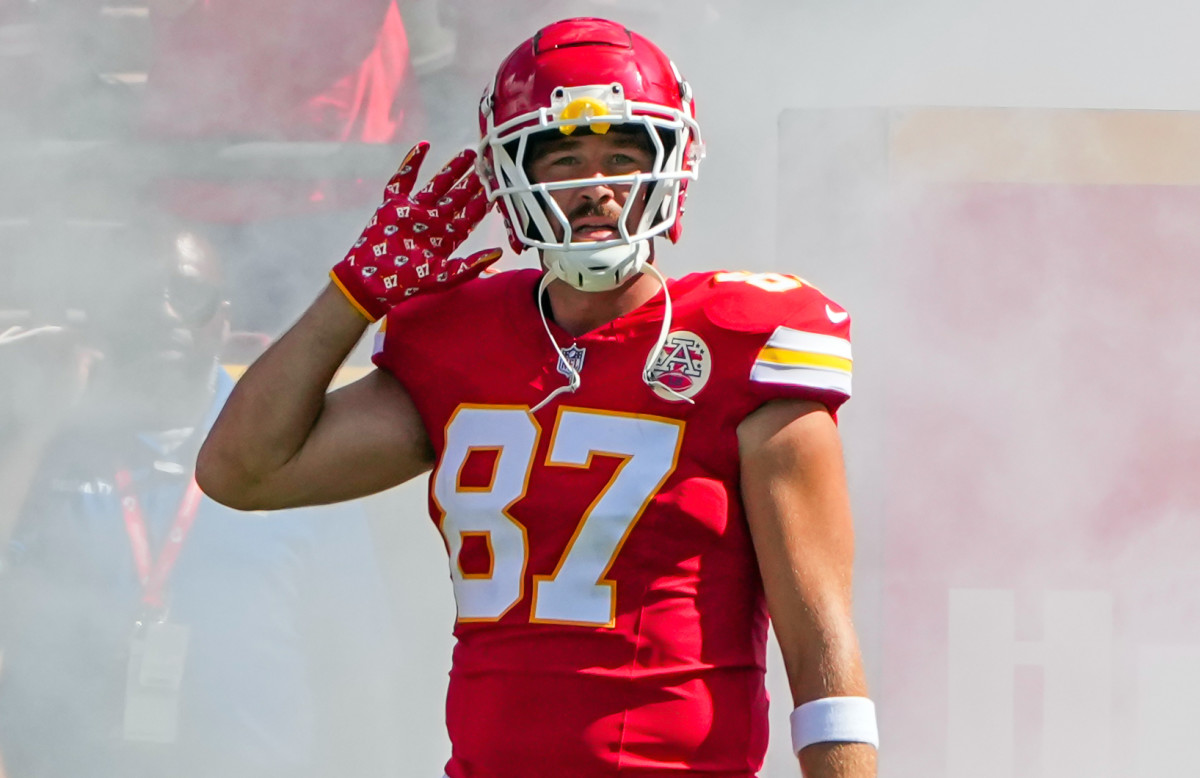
329, 266, 388, 323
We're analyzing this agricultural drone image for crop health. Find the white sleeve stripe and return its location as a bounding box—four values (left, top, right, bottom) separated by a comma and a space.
751, 361, 852, 396
765, 326, 852, 360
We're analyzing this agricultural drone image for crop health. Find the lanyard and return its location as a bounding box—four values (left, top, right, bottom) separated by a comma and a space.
114, 469, 204, 610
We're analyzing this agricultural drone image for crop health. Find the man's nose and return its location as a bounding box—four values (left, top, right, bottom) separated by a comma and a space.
576, 172, 615, 201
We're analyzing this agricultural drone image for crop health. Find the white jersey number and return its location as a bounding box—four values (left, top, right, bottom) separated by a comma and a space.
432, 406, 683, 627
714, 270, 807, 292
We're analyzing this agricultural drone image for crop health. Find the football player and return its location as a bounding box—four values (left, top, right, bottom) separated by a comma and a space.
197, 17, 877, 778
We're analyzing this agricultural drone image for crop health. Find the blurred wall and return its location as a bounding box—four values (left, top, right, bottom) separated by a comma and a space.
777, 105, 1200, 778
7, 1, 1200, 776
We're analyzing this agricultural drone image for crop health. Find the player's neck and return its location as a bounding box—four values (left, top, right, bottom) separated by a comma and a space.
542, 267, 664, 338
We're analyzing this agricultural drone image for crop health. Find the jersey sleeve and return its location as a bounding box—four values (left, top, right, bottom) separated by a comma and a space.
368, 269, 528, 392
369, 312, 395, 374
703, 272, 854, 414
369, 292, 436, 379
367, 309, 400, 376
749, 305, 852, 407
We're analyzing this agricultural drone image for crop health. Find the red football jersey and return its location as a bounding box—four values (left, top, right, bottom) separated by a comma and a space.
372, 268, 852, 778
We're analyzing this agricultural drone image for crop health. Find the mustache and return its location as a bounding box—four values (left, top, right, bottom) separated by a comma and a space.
567, 201, 622, 223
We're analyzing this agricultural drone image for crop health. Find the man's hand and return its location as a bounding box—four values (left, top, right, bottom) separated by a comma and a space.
330, 142, 501, 322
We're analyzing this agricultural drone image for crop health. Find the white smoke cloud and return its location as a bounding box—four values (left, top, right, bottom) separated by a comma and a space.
4, 2, 1199, 777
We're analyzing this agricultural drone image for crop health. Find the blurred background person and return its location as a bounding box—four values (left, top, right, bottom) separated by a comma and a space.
138, 0, 426, 338
141, 0, 418, 144
0, 219, 403, 778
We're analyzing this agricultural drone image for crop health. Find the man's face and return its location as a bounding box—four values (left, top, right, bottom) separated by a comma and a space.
525, 128, 657, 243
92, 231, 228, 400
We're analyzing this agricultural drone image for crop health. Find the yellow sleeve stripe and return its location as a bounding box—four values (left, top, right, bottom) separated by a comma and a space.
749, 326, 853, 396
764, 326, 852, 359
756, 348, 852, 373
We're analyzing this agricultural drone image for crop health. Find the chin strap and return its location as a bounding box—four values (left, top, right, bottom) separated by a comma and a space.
530, 264, 693, 413
542, 239, 651, 293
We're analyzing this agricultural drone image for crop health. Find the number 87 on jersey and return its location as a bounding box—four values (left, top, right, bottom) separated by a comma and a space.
432, 405, 684, 628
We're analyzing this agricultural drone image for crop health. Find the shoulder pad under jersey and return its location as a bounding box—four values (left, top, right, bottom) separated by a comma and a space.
695, 270, 854, 404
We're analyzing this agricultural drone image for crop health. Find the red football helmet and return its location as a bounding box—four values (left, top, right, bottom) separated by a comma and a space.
477, 17, 704, 292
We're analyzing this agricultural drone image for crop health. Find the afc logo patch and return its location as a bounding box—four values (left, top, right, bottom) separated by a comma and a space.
648, 330, 711, 401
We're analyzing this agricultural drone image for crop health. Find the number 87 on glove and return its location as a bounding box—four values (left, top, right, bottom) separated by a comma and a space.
331, 142, 503, 322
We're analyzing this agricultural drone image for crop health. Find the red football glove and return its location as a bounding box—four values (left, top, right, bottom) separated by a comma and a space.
330, 142, 502, 322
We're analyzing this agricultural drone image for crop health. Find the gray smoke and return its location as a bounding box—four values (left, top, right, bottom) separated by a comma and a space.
3, 1, 1198, 777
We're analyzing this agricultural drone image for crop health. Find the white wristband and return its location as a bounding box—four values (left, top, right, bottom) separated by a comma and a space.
790, 696, 879, 753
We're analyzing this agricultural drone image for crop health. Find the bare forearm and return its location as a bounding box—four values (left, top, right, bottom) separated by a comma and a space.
198, 284, 369, 491
773, 566, 877, 778
195, 145, 491, 509
738, 401, 877, 777
774, 599, 869, 703
776, 584, 878, 778
772, 621, 877, 778
799, 742, 877, 778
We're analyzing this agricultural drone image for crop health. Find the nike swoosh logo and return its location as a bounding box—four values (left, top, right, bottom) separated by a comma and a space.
826, 304, 849, 324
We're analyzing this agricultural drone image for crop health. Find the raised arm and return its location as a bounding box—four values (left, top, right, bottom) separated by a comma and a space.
738, 399, 877, 778
195, 285, 432, 510
196, 142, 500, 511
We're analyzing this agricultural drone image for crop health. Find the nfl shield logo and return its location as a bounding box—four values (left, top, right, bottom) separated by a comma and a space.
557, 344, 586, 377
